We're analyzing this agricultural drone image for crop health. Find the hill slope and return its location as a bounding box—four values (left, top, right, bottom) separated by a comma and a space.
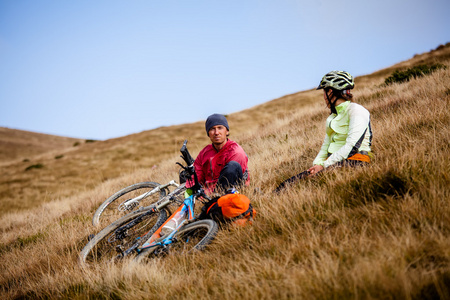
1, 43, 449, 216
0, 43, 449, 299
0, 127, 82, 163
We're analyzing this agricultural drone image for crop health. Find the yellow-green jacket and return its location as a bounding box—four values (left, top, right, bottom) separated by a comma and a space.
313, 101, 372, 168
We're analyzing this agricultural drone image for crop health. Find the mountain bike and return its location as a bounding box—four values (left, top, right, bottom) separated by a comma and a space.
79, 140, 218, 265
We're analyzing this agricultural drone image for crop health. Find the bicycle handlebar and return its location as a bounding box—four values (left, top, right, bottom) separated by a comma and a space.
179, 140, 201, 192
180, 140, 195, 166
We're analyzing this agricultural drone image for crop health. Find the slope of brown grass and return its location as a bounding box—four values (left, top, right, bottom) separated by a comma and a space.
0, 89, 317, 216
0, 43, 449, 299
0, 127, 82, 164
3, 44, 448, 218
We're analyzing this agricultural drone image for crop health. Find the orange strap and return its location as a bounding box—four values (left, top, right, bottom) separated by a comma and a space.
347, 153, 370, 163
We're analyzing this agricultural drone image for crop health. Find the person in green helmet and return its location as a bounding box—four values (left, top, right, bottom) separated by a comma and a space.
275, 71, 373, 192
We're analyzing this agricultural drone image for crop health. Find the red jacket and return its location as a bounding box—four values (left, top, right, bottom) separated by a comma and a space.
187, 139, 249, 192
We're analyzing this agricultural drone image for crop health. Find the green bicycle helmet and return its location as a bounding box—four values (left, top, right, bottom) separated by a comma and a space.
316, 71, 354, 91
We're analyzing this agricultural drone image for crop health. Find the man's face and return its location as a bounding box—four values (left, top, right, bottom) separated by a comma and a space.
208, 125, 229, 146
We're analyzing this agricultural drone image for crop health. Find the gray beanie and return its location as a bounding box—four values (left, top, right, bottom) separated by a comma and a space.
205, 114, 229, 134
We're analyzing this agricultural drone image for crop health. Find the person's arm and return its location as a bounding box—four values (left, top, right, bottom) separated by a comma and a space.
228, 145, 249, 175
228, 150, 248, 169
312, 134, 331, 167
307, 134, 330, 176
323, 105, 370, 168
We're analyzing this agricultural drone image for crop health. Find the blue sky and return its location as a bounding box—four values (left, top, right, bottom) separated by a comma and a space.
1, 0, 449, 140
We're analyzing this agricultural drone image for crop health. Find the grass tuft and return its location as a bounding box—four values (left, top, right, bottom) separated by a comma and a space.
24, 163, 44, 171
384, 63, 447, 85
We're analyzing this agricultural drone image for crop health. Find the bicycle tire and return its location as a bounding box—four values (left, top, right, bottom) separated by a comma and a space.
92, 181, 166, 227
134, 219, 218, 262
80, 208, 168, 266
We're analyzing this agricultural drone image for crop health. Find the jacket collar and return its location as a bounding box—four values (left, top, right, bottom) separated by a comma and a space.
212, 138, 230, 152
335, 101, 351, 114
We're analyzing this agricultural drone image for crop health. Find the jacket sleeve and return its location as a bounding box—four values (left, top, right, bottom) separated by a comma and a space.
313, 134, 331, 166
228, 145, 248, 172
324, 104, 370, 168
227, 144, 249, 184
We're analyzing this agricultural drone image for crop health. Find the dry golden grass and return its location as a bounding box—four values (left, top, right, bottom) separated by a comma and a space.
0, 127, 83, 164
1, 44, 449, 299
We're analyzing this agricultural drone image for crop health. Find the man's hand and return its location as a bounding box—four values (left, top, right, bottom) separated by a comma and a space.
307, 165, 324, 176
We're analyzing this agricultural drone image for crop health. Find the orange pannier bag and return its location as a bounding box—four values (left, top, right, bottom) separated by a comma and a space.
206, 193, 255, 226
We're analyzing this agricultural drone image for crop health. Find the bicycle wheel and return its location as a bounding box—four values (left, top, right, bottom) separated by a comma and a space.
80, 208, 168, 266
92, 182, 166, 227
134, 219, 218, 262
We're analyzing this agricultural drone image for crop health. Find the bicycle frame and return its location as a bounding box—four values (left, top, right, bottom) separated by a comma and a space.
111, 182, 206, 259
110, 183, 188, 259
139, 192, 200, 251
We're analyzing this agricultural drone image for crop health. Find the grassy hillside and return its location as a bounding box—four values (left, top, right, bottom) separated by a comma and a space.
0, 43, 449, 299
2, 43, 448, 216
0, 91, 318, 215
0, 127, 83, 164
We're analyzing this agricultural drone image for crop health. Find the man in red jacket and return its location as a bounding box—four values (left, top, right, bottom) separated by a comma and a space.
187, 114, 249, 194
